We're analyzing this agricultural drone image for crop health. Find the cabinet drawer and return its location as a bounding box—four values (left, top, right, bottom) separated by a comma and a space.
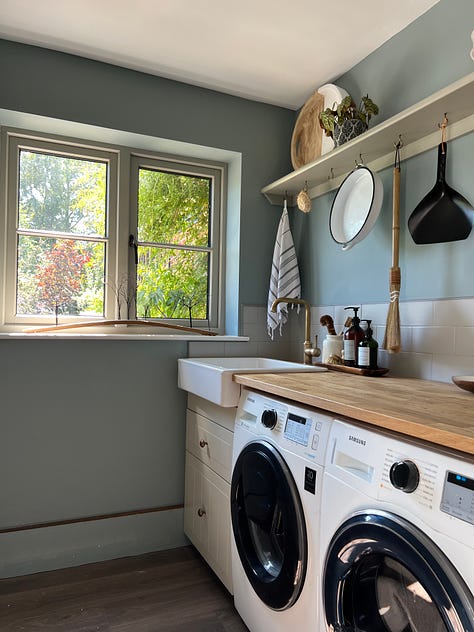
186, 410, 233, 482
187, 394, 236, 432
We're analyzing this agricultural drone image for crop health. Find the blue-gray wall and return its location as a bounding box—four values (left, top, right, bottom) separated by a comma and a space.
295, 0, 474, 306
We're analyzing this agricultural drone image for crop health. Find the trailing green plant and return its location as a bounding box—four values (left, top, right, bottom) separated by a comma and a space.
319, 94, 379, 138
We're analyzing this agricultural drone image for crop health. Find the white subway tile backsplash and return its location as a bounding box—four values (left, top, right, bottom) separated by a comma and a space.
454, 327, 474, 356
399, 301, 433, 326
399, 326, 413, 352
289, 342, 305, 363
239, 298, 474, 382
434, 298, 474, 327
241, 305, 261, 325
411, 327, 454, 355
224, 340, 259, 357
242, 322, 269, 342
432, 354, 474, 383
385, 351, 433, 380
257, 340, 294, 360
360, 303, 389, 326
375, 325, 412, 353
374, 325, 386, 347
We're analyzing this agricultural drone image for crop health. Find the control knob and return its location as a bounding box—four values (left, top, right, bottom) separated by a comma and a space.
389, 460, 420, 493
261, 409, 278, 430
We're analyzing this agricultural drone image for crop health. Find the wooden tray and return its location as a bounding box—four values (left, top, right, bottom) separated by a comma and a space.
321, 363, 389, 377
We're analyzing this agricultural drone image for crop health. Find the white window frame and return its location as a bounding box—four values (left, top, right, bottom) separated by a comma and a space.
130, 153, 223, 329
0, 127, 225, 333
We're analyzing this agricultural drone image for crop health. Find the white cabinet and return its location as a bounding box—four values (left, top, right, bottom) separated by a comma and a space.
183, 394, 236, 593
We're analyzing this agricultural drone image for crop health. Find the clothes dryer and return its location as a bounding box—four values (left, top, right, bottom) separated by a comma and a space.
320, 419, 474, 632
231, 388, 333, 632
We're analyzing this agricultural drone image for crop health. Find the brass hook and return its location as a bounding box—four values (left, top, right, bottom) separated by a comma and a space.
438, 114, 448, 152
355, 154, 364, 167
328, 168, 335, 180
393, 135, 403, 169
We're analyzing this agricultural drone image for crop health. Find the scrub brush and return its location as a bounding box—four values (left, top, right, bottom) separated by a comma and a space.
320, 314, 337, 335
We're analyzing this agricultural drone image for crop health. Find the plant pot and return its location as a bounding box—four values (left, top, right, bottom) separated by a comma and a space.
333, 119, 368, 147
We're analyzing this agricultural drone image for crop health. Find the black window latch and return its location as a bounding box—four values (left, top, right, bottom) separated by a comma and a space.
129, 234, 138, 264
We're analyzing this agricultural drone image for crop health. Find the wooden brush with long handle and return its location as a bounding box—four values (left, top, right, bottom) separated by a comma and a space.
320, 314, 337, 335
383, 143, 402, 353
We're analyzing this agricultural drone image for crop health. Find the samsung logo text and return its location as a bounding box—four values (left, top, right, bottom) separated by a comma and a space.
348, 435, 367, 446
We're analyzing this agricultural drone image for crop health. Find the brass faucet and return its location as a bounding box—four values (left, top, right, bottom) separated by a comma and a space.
271, 297, 321, 365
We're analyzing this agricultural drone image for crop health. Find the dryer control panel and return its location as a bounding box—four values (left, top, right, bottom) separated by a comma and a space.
236, 388, 332, 464
284, 412, 313, 446
441, 471, 474, 525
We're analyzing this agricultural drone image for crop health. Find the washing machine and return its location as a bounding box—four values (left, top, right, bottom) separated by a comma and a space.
230, 388, 333, 632
320, 418, 474, 632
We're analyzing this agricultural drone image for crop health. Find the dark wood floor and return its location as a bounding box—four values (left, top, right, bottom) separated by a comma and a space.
0, 546, 248, 631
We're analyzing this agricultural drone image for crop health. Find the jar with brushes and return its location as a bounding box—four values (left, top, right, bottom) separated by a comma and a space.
320, 314, 343, 364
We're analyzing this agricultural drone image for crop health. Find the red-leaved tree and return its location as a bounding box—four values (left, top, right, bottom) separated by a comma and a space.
36, 240, 90, 318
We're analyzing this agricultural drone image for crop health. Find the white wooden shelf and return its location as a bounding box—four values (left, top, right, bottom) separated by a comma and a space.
262, 71, 474, 205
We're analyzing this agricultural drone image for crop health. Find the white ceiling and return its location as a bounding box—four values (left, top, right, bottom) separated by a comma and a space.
0, 0, 440, 110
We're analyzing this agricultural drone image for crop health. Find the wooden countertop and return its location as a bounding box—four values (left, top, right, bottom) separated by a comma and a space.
233, 372, 474, 456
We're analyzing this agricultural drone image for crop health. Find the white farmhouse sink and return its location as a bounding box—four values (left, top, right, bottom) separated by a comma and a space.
178, 357, 326, 407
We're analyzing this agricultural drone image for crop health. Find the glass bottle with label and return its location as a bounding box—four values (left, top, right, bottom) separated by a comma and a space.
343, 306, 364, 367
358, 319, 378, 369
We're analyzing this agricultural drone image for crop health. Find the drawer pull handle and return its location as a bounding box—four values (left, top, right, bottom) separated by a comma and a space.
199, 440, 208, 448
197, 507, 206, 517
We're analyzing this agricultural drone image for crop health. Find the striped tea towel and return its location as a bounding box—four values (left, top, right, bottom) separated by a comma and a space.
267, 201, 301, 339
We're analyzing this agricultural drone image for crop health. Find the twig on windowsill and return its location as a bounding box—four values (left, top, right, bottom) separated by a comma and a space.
23, 319, 218, 336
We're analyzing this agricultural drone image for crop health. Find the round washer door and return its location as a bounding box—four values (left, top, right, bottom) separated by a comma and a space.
323, 511, 474, 632
230, 440, 307, 611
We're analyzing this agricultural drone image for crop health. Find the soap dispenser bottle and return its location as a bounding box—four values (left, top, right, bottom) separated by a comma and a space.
358, 319, 379, 369
343, 306, 364, 367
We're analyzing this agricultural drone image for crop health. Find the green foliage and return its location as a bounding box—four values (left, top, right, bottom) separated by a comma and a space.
319, 94, 379, 138
17, 151, 106, 316
137, 169, 210, 247
135, 169, 211, 322
360, 95, 379, 123
19, 151, 106, 235
17, 151, 212, 323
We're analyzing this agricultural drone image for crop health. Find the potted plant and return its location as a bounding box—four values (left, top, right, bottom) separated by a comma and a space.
319, 94, 379, 147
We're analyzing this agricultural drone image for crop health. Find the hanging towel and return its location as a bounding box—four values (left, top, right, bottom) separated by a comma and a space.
267, 201, 301, 339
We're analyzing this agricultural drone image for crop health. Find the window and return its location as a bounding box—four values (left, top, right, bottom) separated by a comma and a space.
1, 129, 224, 331
131, 155, 221, 327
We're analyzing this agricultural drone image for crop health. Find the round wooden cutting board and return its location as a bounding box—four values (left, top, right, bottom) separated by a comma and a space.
290, 91, 324, 170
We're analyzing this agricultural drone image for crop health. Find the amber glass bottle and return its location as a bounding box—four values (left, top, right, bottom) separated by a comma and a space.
343, 306, 365, 367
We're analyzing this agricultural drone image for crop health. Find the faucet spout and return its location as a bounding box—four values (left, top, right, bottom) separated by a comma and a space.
271, 297, 320, 364
271, 297, 311, 343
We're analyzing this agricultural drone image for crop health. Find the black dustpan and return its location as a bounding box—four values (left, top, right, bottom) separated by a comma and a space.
408, 142, 474, 244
